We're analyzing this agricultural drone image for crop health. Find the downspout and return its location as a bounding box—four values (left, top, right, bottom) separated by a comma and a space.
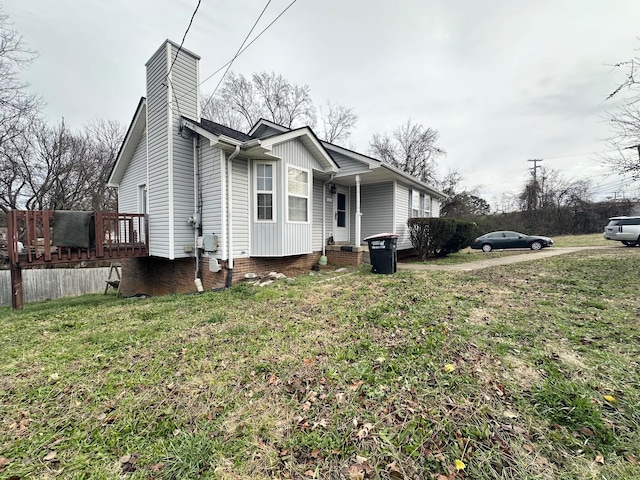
225, 145, 241, 288
193, 136, 203, 291
355, 174, 361, 247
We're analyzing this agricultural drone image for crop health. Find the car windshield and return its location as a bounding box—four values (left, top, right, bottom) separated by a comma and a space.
606, 220, 620, 227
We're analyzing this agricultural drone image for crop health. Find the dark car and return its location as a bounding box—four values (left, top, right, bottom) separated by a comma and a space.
470, 231, 553, 252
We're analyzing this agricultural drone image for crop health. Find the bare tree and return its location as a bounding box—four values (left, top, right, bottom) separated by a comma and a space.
369, 119, 445, 184
518, 167, 592, 212
603, 49, 640, 177
201, 71, 358, 144
319, 101, 357, 145
0, 8, 41, 213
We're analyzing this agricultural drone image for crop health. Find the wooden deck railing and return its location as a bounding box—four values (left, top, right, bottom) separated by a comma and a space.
6, 210, 149, 310
6, 210, 148, 267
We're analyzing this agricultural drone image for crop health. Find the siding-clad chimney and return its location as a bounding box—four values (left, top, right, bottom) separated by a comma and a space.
145, 40, 200, 259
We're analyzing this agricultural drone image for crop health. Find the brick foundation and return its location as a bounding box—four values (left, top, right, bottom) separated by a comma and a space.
120, 252, 326, 296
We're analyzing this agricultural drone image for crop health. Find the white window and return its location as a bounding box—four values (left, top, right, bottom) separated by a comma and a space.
287, 166, 309, 222
138, 184, 147, 214
411, 189, 421, 217
255, 163, 274, 221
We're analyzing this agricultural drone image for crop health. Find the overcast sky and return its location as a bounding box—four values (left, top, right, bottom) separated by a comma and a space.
5, 0, 640, 207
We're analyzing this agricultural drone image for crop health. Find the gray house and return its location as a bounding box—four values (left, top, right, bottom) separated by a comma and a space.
108, 40, 445, 295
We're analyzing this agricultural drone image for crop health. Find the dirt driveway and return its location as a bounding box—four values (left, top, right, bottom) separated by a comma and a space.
397, 246, 616, 272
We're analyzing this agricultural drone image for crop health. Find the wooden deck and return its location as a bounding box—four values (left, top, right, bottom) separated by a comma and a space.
6, 210, 149, 310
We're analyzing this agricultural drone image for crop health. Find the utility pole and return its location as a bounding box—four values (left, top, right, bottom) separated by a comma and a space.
526, 159, 543, 211
527, 159, 543, 182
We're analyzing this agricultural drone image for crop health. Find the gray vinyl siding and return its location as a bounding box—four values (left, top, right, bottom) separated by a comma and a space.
171, 132, 195, 258
118, 130, 147, 213
252, 139, 319, 256
169, 45, 199, 258
254, 125, 286, 139
146, 44, 171, 258
231, 158, 250, 258
360, 182, 394, 242
200, 145, 224, 256
395, 183, 412, 250
329, 149, 372, 175
312, 178, 324, 251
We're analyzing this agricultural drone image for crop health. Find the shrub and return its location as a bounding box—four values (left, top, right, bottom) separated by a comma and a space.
440, 220, 477, 257
407, 217, 456, 260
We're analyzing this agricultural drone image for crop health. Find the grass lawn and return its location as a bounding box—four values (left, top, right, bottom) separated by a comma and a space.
1, 248, 640, 479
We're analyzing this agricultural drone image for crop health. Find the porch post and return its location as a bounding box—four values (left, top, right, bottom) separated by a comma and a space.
355, 175, 361, 247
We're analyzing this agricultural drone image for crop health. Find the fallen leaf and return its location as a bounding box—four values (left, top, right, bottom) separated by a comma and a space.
348, 464, 365, 480
304, 469, 315, 477
626, 455, 638, 465
43, 451, 56, 461
603, 395, 616, 403
119, 455, 131, 464
454, 459, 466, 470
444, 364, 455, 373
523, 444, 535, 453
349, 380, 364, 391
356, 455, 368, 464
579, 426, 594, 436
0, 457, 13, 470
595, 454, 605, 465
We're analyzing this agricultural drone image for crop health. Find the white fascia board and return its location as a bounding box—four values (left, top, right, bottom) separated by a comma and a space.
322, 142, 381, 168
381, 163, 447, 199
108, 99, 147, 187
248, 118, 289, 136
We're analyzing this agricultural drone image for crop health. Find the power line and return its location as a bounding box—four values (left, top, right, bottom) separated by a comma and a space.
202, 0, 274, 115
167, 0, 202, 79
198, 0, 299, 90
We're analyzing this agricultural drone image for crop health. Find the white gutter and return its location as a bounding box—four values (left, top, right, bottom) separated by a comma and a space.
193, 136, 201, 286
220, 150, 227, 262
226, 145, 241, 287
355, 174, 361, 247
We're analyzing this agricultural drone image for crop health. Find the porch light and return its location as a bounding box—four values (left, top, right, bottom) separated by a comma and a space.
329, 184, 337, 194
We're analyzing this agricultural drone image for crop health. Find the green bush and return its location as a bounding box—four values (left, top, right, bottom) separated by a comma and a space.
407, 217, 456, 260
440, 220, 477, 257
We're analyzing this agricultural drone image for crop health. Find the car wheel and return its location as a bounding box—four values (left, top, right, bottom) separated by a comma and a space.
482, 244, 492, 252
623, 240, 635, 247
530, 241, 542, 251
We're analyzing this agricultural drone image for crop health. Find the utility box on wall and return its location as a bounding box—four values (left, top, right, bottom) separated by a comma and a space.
202, 234, 218, 252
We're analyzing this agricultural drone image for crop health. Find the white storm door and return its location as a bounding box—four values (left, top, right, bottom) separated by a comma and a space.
334, 187, 349, 243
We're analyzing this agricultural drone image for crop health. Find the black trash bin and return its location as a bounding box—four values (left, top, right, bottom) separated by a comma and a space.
364, 233, 398, 274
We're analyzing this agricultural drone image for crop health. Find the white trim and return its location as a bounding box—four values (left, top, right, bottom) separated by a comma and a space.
392, 180, 397, 231
286, 164, 310, 224
254, 160, 276, 223
166, 42, 175, 259
220, 150, 228, 260
248, 118, 289, 136
259, 127, 338, 173
108, 99, 147, 187
333, 186, 349, 243
247, 160, 252, 255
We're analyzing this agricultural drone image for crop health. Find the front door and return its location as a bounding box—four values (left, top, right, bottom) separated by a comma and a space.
334, 187, 349, 243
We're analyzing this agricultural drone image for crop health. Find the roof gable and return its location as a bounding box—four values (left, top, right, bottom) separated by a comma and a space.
108, 97, 146, 187
259, 127, 339, 173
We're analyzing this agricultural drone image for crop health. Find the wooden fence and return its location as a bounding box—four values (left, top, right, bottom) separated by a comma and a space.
0, 268, 111, 307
